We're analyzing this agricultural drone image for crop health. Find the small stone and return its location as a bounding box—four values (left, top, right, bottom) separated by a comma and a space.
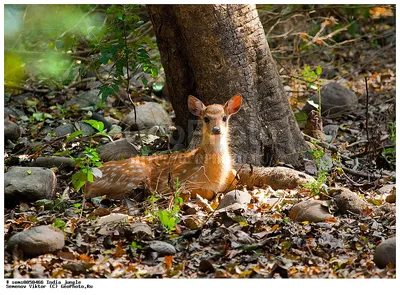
7, 225, 65, 257
149, 241, 176, 256
289, 200, 333, 222
96, 213, 129, 225
374, 237, 396, 268
98, 138, 139, 162
122, 102, 172, 132
76, 121, 96, 136
5, 167, 57, 205
4, 120, 21, 142
130, 223, 154, 240
302, 82, 358, 115
217, 190, 251, 210
4, 107, 25, 118
65, 89, 100, 109
54, 124, 74, 137
330, 188, 368, 214
34, 156, 75, 169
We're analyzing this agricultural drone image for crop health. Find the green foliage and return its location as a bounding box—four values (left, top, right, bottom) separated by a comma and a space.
52, 218, 66, 230
382, 122, 396, 168
4, 4, 160, 95
147, 178, 183, 233
300, 64, 323, 116
304, 170, 329, 196
68, 119, 108, 192
304, 146, 329, 196
4, 4, 101, 86
95, 5, 159, 101
72, 147, 102, 191
36, 198, 69, 211
300, 64, 323, 88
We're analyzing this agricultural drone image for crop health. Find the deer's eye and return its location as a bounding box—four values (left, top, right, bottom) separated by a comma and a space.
222, 116, 227, 122
204, 117, 210, 123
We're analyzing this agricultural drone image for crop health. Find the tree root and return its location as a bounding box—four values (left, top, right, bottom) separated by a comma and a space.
236, 164, 315, 190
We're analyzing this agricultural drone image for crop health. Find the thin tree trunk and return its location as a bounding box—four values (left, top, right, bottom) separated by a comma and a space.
148, 4, 306, 168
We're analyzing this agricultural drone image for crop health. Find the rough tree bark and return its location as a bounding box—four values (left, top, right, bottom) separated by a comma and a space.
148, 4, 306, 168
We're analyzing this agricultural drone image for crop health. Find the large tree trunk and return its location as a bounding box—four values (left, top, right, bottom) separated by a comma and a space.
148, 4, 306, 168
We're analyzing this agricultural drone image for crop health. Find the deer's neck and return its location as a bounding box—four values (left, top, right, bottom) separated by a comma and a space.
198, 133, 229, 155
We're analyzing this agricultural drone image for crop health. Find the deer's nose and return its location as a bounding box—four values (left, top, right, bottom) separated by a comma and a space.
211, 126, 221, 134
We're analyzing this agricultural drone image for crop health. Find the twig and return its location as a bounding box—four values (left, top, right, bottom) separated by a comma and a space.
5, 83, 50, 94
364, 77, 370, 147
340, 166, 394, 181
66, 77, 97, 89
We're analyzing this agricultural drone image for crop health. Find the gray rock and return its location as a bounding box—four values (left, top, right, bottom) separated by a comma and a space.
34, 156, 75, 169
149, 241, 176, 256
4, 120, 21, 142
98, 138, 139, 162
122, 102, 172, 132
130, 223, 154, 241
7, 225, 65, 257
330, 188, 368, 214
374, 237, 396, 268
5, 167, 57, 204
4, 107, 25, 118
217, 190, 252, 210
289, 200, 333, 222
11, 92, 34, 104
65, 89, 100, 109
302, 83, 358, 115
54, 124, 74, 137
76, 121, 96, 136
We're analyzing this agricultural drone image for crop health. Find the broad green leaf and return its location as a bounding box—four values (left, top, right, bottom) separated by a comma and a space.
66, 130, 83, 142
72, 171, 88, 191
83, 119, 104, 132
316, 65, 323, 75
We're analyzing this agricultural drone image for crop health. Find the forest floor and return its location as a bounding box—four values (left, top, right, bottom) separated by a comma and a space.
4, 5, 396, 279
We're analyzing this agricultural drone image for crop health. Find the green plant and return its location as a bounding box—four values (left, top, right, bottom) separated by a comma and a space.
92, 5, 159, 101
304, 145, 329, 196
147, 178, 184, 233
35, 197, 69, 211
52, 218, 66, 231
382, 121, 396, 168
300, 64, 323, 116
70, 119, 109, 192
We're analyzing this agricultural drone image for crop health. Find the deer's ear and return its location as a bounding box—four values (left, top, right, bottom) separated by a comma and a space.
224, 94, 242, 115
188, 95, 206, 117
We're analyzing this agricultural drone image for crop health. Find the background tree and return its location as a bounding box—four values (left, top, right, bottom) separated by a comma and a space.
148, 4, 307, 167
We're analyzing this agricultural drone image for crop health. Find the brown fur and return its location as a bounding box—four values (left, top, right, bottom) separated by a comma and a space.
86, 94, 242, 200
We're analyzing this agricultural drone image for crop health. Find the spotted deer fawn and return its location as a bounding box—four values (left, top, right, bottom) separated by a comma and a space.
86, 94, 242, 200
